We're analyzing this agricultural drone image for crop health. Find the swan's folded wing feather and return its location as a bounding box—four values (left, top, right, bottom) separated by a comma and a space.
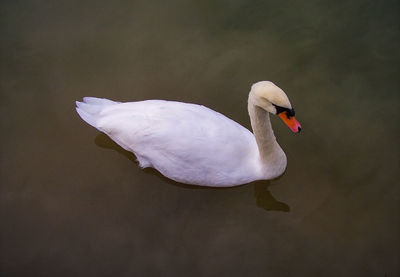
96, 100, 258, 182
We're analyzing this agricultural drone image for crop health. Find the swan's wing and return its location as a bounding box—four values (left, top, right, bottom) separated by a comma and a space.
78, 99, 259, 185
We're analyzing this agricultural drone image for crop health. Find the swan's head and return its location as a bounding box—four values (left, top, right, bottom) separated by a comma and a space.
250, 81, 302, 133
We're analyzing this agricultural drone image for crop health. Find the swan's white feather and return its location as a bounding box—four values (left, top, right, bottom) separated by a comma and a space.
82, 97, 119, 106
76, 98, 262, 186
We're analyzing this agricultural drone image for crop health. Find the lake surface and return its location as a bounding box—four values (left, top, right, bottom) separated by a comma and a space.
1, 0, 399, 276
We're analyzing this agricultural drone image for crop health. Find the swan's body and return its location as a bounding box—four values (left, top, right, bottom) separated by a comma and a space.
76, 81, 301, 187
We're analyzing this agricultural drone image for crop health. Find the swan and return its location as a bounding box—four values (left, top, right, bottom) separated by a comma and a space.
75, 81, 301, 187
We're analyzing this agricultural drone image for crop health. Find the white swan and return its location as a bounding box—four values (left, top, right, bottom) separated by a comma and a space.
76, 81, 301, 187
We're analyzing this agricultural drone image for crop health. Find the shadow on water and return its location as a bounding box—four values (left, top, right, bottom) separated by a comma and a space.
94, 133, 290, 212
253, 181, 290, 212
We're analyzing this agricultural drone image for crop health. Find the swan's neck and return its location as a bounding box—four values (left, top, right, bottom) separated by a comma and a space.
248, 98, 286, 178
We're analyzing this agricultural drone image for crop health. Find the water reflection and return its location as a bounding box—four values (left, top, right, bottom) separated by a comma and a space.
95, 133, 290, 211
253, 182, 290, 212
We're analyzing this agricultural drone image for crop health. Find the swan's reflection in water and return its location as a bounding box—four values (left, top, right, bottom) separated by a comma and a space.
253, 182, 290, 212
94, 133, 290, 212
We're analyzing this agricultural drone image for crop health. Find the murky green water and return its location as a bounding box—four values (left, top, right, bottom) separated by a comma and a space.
1, 0, 399, 276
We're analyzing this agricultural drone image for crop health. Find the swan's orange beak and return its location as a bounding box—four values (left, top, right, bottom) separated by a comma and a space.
278, 112, 302, 133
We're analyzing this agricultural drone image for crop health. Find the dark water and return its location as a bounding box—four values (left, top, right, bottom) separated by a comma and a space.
1, 0, 399, 276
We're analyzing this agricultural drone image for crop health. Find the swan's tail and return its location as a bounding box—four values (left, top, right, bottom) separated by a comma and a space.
75, 97, 119, 129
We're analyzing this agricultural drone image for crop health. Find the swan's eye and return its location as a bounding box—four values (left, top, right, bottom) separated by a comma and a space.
287, 108, 295, 118
273, 105, 287, 115
273, 104, 295, 118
